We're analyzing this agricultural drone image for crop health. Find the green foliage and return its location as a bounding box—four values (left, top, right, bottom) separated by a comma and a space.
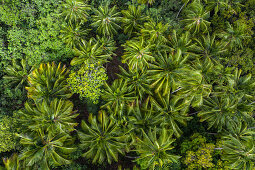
0, 115, 17, 153
0, 0, 255, 169
141, 20, 169, 44
67, 61, 108, 103
78, 110, 129, 164
181, 133, 216, 169
26, 62, 72, 103
101, 79, 136, 116
121, 5, 148, 37
91, 5, 122, 37
182, 0, 210, 34
5, 10, 73, 66
118, 66, 152, 100
184, 143, 215, 169
60, 23, 90, 49
122, 37, 154, 72
221, 133, 255, 170
3, 59, 32, 90
61, 0, 91, 23
150, 92, 192, 138
17, 129, 76, 169
17, 98, 78, 133
134, 127, 180, 170
71, 38, 112, 65
219, 21, 251, 51
197, 93, 254, 132
148, 49, 190, 95
2, 153, 20, 170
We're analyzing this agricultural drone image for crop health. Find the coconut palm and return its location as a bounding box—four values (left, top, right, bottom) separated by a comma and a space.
60, 23, 89, 49
150, 92, 192, 137
148, 49, 190, 95
221, 134, 255, 170
182, 0, 210, 34
101, 79, 137, 116
61, 0, 91, 23
121, 5, 148, 37
141, 20, 169, 44
17, 129, 76, 169
18, 98, 78, 133
78, 110, 129, 164
71, 38, 111, 66
134, 127, 180, 170
91, 5, 122, 37
122, 37, 154, 72
118, 66, 152, 100
3, 59, 32, 91
26, 62, 72, 103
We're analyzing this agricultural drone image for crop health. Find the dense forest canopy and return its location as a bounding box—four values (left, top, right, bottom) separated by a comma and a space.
0, 0, 254, 169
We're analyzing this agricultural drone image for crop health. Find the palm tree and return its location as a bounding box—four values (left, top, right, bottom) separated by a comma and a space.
95, 35, 117, 56
138, 0, 156, 6
141, 20, 169, 44
178, 70, 212, 107
167, 30, 196, 55
221, 134, 255, 170
197, 94, 254, 132
150, 93, 191, 137
134, 127, 180, 170
122, 37, 154, 72
18, 98, 78, 133
61, 0, 91, 24
121, 5, 148, 37
193, 34, 227, 61
3, 59, 32, 91
118, 66, 152, 100
60, 23, 89, 49
71, 38, 111, 66
206, 0, 229, 15
26, 62, 72, 103
91, 5, 122, 37
101, 79, 137, 116
127, 99, 163, 137
78, 110, 129, 164
148, 49, 190, 95
224, 69, 255, 99
3, 153, 21, 170
182, 0, 210, 34
17, 129, 76, 169
190, 56, 215, 84
219, 22, 250, 51
223, 121, 255, 142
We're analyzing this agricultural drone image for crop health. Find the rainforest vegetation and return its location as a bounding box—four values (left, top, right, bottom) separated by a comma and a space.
0, 0, 255, 169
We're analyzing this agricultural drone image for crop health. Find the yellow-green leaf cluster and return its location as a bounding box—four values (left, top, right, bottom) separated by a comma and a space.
67, 61, 108, 103
0, 115, 17, 153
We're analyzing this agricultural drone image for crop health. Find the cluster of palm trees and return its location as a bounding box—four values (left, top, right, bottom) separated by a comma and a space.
2, 0, 255, 169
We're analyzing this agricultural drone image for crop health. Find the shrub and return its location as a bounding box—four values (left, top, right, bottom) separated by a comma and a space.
67, 61, 108, 104
0, 115, 17, 153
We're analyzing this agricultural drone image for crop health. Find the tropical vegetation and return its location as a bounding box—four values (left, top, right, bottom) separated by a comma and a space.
0, 0, 254, 169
